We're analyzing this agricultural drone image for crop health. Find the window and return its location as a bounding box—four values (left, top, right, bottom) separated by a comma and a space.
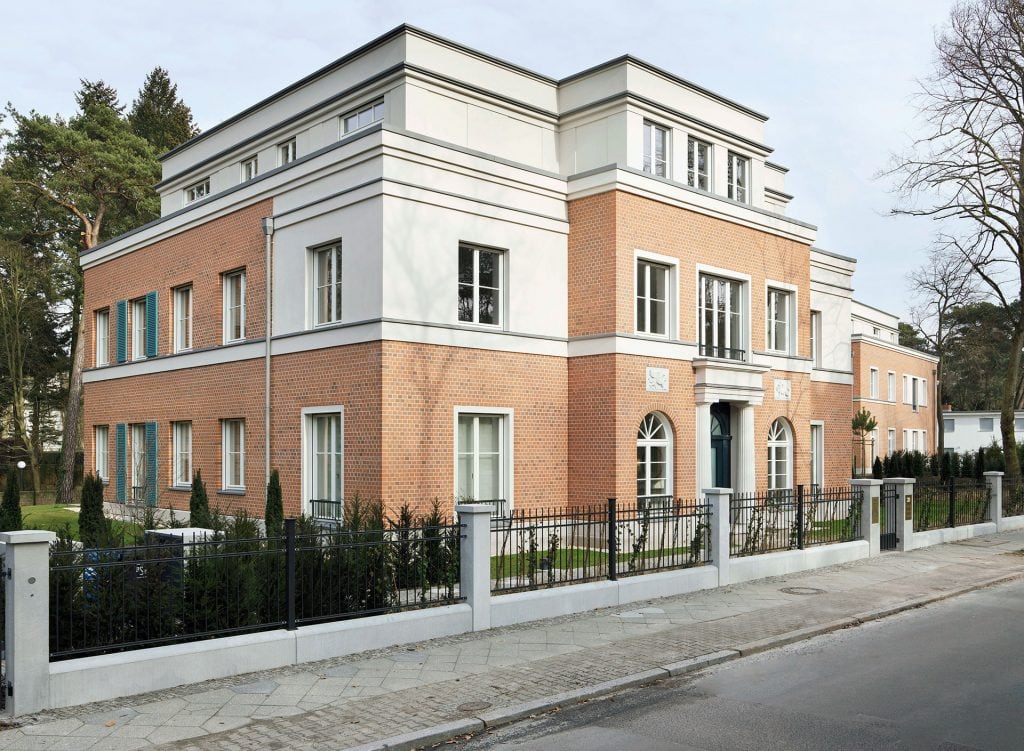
810, 311, 821, 367
903, 429, 909, 449
173, 286, 192, 353
766, 288, 792, 353
888, 371, 896, 402
642, 121, 668, 177
172, 421, 192, 487
241, 156, 258, 181
1016, 418, 1024, 432
922, 430, 928, 452
130, 423, 147, 501
727, 152, 748, 203
184, 178, 210, 205
920, 379, 928, 407
636, 260, 670, 336
343, 99, 384, 133
95, 309, 109, 366
312, 244, 342, 326
458, 245, 501, 326
687, 137, 710, 190
944, 418, 955, 433
700, 274, 744, 360
902, 375, 910, 404
911, 431, 919, 452
307, 412, 343, 518
278, 138, 297, 166
223, 270, 246, 342
222, 419, 245, 490
95, 425, 109, 481
131, 299, 147, 361
869, 368, 879, 399
457, 413, 506, 504
767, 418, 792, 491
911, 377, 920, 411
870, 429, 879, 461
980, 417, 994, 432
888, 428, 896, 455
872, 326, 881, 337
810, 424, 824, 488
637, 413, 673, 500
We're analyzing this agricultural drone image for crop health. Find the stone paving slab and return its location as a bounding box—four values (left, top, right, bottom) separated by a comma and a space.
2, 533, 1022, 751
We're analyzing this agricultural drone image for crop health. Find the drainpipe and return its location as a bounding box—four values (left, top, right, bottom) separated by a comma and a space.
261, 216, 275, 490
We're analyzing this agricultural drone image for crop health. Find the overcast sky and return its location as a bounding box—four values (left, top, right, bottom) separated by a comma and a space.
4, 0, 956, 317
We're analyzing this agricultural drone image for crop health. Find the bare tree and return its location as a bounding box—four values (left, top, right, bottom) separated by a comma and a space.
889, 0, 1024, 482
908, 246, 979, 456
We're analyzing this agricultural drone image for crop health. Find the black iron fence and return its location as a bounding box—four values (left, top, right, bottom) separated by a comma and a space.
1003, 477, 1024, 517
729, 485, 862, 557
490, 498, 711, 594
49, 518, 460, 660
914, 478, 989, 532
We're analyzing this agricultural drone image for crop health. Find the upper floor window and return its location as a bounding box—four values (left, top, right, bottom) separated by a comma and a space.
687, 137, 710, 191
636, 260, 670, 337
278, 138, 297, 166
312, 243, 342, 326
172, 421, 192, 488
944, 418, 955, 433
95, 309, 109, 366
173, 285, 192, 353
223, 270, 246, 343
980, 417, 994, 432
458, 245, 501, 326
727, 152, 748, 203
241, 155, 258, 181
766, 288, 792, 354
700, 274, 744, 361
869, 367, 879, 399
343, 100, 384, 134
642, 121, 668, 178
184, 178, 210, 205
131, 298, 147, 361
888, 371, 896, 401
809, 310, 821, 367
222, 419, 245, 490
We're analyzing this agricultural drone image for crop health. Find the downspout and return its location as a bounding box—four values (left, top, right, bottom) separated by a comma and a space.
261, 216, 275, 490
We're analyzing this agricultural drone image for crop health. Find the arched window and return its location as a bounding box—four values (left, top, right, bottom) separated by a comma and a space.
637, 413, 673, 499
767, 418, 793, 491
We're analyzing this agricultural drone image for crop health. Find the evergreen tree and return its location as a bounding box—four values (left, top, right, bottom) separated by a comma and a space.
79, 473, 110, 548
189, 470, 211, 528
0, 466, 22, 532
265, 469, 283, 538
941, 450, 952, 481
872, 456, 884, 479
75, 79, 122, 113
129, 67, 199, 154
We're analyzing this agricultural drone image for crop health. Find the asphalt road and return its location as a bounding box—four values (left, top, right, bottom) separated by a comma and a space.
449, 577, 1024, 751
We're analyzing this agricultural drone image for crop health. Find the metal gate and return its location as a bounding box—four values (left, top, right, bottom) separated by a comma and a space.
880, 483, 898, 550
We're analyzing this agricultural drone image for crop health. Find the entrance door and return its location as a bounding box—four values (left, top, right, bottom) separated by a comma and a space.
710, 403, 732, 488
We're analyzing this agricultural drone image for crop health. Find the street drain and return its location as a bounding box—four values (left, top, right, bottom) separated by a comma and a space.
780, 586, 826, 595
457, 701, 493, 713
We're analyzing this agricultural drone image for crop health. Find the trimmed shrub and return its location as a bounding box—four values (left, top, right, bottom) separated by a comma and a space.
0, 466, 22, 532
872, 456, 883, 479
79, 473, 111, 548
265, 469, 283, 538
189, 470, 211, 528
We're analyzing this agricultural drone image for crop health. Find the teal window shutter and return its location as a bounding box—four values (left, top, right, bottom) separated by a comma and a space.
145, 291, 158, 357
145, 422, 158, 507
115, 424, 127, 502
115, 300, 128, 363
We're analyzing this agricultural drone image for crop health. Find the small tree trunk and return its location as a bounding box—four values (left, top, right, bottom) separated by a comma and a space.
57, 313, 85, 505
1000, 320, 1024, 484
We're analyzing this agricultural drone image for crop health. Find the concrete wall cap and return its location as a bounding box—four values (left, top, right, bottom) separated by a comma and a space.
703, 488, 733, 495
454, 504, 493, 515
882, 477, 917, 484
0, 530, 56, 545
850, 479, 883, 486
984, 471, 1005, 477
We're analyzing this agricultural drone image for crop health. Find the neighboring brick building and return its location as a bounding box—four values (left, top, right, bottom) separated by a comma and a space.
81, 25, 932, 519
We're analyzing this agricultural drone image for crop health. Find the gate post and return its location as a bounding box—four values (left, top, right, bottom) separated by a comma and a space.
884, 477, 915, 552
455, 504, 492, 632
851, 479, 882, 556
2, 530, 55, 716
984, 471, 1003, 528
704, 488, 732, 586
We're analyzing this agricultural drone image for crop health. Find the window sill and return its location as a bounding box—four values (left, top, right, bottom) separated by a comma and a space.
223, 337, 246, 345
217, 488, 246, 496
167, 485, 192, 493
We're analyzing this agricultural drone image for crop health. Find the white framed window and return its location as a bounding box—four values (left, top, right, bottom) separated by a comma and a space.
1015, 418, 1024, 432
911, 430, 919, 452
766, 288, 792, 353
458, 244, 502, 326
303, 407, 344, 519
888, 428, 896, 455
131, 298, 147, 361
980, 417, 994, 432
343, 99, 384, 134
944, 418, 955, 433
312, 243, 343, 326
172, 421, 192, 488
767, 418, 792, 491
810, 422, 824, 488
95, 425, 109, 481
223, 270, 246, 342
872, 326, 881, 336
902, 429, 910, 449
95, 309, 109, 366
870, 428, 879, 461
173, 285, 192, 353
241, 155, 258, 181
869, 367, 879, 399
920, 379, 928, 407
130, 423, 146, 501
637, 413, 673, 499
642, 121, 668, 177
221, 419, 245, 490
810, 311, 821, 368
456, 409, 512, 510
902, 375, 910, 404
922, 430, 928, 452
727, 152, 748, 203
887, 371, 896, 402
700, 273, 744, 360
278, 138, 297, 166
184, 178, 210, 205
911, 376, 920, 411
636, 259, 670, 336
687, 137, 710, 190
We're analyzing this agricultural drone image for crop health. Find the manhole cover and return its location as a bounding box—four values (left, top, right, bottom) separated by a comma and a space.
457, 701, 493, 713
780, 586, 826, 596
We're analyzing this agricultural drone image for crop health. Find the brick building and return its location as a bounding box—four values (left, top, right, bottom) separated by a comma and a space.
81, 26, 935, 519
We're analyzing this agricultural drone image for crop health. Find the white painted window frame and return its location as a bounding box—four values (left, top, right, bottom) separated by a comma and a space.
765, 280, 798, 354
278, 138, 297, 166
95, 309, 109, 366
634, 249, 679, 339
95, 425, 109, 481
310, 242, 343, 327
342, 99, 384, 135
453, 406, 513, 512
767, 418, 793, 491
869, 367, 879, 399
727, 151, 749, 203
642, 120, 669, 178
241, 155, 258, 181
809, 310, 822, 368
173, 285, 193, 353
221, 419, 245, 491
888, 428, 896, 455
887, 371, 896, 402
810, 421, 824, 488
172, 421, 192, 488
687, 136, 711, 190
696, 264, 751, 359
222, 270, 246, 343
184, 178, 210, 205
131, 298, 147, 361
457, 243, 505, 329
300, 405, 345, 516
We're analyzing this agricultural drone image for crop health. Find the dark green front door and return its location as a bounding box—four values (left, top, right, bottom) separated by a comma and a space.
710, 403, 732, 488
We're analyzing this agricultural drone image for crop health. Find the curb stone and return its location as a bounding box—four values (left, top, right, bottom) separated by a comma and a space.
342, 569, 1024, 751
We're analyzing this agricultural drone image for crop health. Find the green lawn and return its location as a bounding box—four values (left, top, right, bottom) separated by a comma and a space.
19, 504, 141, 543
490, 545, 696, 579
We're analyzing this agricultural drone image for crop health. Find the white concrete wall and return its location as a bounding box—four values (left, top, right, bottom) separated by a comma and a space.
727, 541, 869, 584
943, 411, 1024, 454
809, 248, 855, 376
910, 522, 997, 549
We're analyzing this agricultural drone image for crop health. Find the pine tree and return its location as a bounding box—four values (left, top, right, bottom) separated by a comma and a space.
265, 469, 283, 538
79, 473, 110, 548
872, 456, 884, 479
0, 466, 22, 532
128, 67, 199, 154
190, 470, 211, 528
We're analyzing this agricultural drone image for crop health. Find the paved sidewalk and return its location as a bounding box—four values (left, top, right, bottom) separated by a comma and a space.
3, 533, 1023, 751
